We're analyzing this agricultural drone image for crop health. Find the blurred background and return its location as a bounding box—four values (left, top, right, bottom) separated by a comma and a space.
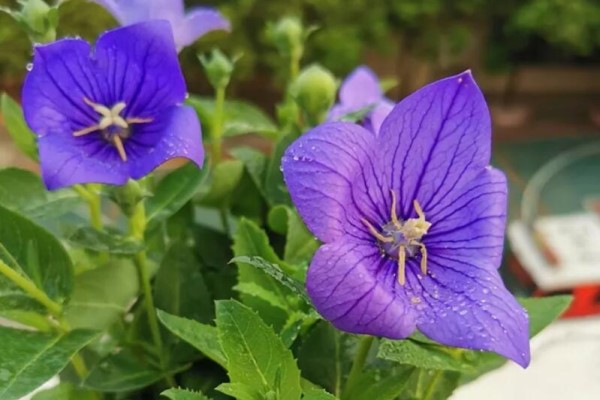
1, 1, 599, 398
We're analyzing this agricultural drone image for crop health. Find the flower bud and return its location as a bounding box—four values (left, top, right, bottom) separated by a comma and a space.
199, 49, 237, 90
6, 0, 59, 43
109, 179, 149, 218
268, 17, 304, 61
291, 64, 338, 125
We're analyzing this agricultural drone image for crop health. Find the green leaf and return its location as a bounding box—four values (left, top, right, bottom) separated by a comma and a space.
65, 227, 143, 255
161, 388, 212, 400
147, 162, 208, 222
0, 93, 38, 160
230, 147, 268, 199
0, 168, 78, 221
347, 367, 414, 400
264, 134, 294, 206
0, 309, 53, 331
83, 349, 182, 392
63, 260, 139, 330
280, 311, 307, 348
234, 281, 288, 310
303, 389, 338, 400
522, 295, 572, 336
197, 160, 244, 207
32, 383, 96, 400
298, 321, 344, 394
0, 203, 74, 302
216, 300, 303, 400
0, 327, 97, 400
157, 310, 227, 368
0, 243, 43, 313
232, 256, 310, 305
216, 382, 262, 400
154, 244, 213, 323
188, 96, 277, 138
267, 205, 319, 264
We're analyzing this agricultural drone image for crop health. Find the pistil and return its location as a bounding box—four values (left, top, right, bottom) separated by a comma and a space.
361, 191, 432, 285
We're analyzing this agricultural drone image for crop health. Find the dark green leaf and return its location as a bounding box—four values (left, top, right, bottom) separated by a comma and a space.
216, 300, 303, 400
267, 205, 318, 265
264, 134, 294, 206
347, 367, 414, 400
161, 388, 212, 400
280, 312, 307, 348
154, 243, 213, 323
83, 349, 182, 392
298, 321, 344, 394
188, 96, 277, 138
63, 260, 139, 330
0, 93, 38, 160
377, 339, 471, 372
157, 310, 227, 368
0, 168, 78, 221
0, 327, 97, 400
230, 147, 268, 199
65, 227, 143, 255
31, 383, 96, 400
0, 203, 74, 302
147, 162, 208, 222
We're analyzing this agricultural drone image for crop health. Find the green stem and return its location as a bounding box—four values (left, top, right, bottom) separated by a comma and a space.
344, 336, 375, 397
73, 184, 103, 230
211, 86, 226, 164
289, 52, 300, 82
422, 370, 443, 400
0, 260, 62, 316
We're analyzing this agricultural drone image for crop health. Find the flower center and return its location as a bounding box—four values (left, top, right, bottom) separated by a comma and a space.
73, 97, 153, 161
361, 191, 432, 285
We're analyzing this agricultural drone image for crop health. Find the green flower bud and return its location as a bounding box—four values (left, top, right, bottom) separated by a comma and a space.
109, 179, 149, 218
4, 0, 59, 43
199, 49, 238, 90
269, 16, 304, 60
291, 64, 338, 126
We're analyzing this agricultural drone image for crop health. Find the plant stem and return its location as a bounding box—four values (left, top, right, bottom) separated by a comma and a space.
422, 370, 443, 400
344, 336, 375, 397
211, 86, 226, 164
73, 184, 103, 230
0, 260, 62, 316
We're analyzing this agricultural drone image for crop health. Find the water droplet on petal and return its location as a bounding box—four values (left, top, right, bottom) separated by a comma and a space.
26, 63, 33, 71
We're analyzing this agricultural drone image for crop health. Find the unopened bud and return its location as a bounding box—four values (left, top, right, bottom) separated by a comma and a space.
291, 64, 337, 125
199, 49, 238, 90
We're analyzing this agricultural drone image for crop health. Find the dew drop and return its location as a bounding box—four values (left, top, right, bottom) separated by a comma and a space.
26, 63, 33, 71
293, 155, 299, 161
458, 309, 468, 316
482, 288, 489, 294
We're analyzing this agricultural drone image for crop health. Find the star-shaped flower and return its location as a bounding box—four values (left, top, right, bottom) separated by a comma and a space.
90, 0, 230, 51
327, 66, 394, 134
282, 71, 530, 367
22, 21, 204, 190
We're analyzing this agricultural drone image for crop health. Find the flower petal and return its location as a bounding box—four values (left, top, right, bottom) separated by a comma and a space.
339, 66, 383, 107
94, 20, 186, 116
175, 8, 231, 49
126, 105, 204, 179
368, 99, 394, 134
379, 71, 491, 219
91, 0, 184, 24
426, 167, 507, 268
406, 252, 530, 367
22, 39, 105, 138
307, 238, 417, 338
282, 122, 387, 243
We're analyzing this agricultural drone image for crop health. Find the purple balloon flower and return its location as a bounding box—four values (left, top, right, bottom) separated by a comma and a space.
22, 21, 204, 190
327, 66, 394, 134
282, 71, 530, 367
90, 0, 230, 51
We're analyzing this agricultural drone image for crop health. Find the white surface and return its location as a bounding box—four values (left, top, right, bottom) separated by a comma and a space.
452, 316, 600, 400
509, 220, 600, 290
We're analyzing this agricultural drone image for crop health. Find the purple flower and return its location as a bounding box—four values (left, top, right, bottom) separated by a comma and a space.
327, 66, 394, 134
90, 0, 230, 51
282, 71, 530, 367
22, 21, 204, 190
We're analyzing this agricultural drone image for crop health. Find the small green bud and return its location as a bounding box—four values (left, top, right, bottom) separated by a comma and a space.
199, 49, 239, 90
264, 391, 277, 400
291, 64, 338, 125
109, 179, 149, 218
269, 17, 304, 60
5, 0, 59, 43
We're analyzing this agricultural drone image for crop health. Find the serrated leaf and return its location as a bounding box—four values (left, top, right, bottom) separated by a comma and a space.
0, 327, 97, 400
0, 93, 38, 160
157, 310, 227, 368
216, 382, 262, 400
234, 282, 288, 310
63, 260, 139, 330
231, 255, 310, 305
161, 388, 212, 400
303, 389, 338, 400
0, 169, 78, 221
216, 300, 302, 400
65, 227, 143, 255
188, 96, 277, 138
0, 204, 74, 302
147, 162, 208, 222
347, 367, 413, 400
267, 205, 319, 265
